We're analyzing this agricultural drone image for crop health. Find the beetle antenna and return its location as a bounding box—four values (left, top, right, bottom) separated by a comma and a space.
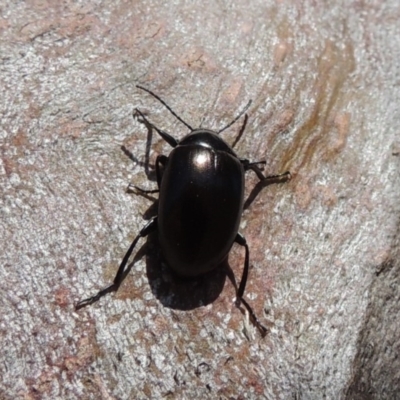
137, 85, 194, 131
218, 100, 252, 134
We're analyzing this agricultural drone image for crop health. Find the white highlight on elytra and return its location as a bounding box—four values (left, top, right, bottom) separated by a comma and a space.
194, 152, 208, 167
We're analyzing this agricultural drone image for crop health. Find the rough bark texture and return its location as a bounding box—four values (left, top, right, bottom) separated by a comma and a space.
1, 1, 399, 399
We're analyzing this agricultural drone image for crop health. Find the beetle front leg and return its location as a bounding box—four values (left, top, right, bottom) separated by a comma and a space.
127, 155, 168, 194
75, 217, 158, 310
234, 233, 268, 337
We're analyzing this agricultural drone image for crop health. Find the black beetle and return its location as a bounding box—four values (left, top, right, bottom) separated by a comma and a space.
76, 85, 291, 336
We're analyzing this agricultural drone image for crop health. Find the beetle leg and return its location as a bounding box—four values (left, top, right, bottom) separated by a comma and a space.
75, 217, 158, 310
127, 184, 159, 194
258, 170, 291, 185
234, 233, 268, 337
246, 160, 267, 168
135, 108, 178, 148
242, 160, 291, 185
126, 154, 168, 195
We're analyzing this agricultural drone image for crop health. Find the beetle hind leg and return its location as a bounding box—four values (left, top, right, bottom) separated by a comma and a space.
75, 217, 158, 310
234, 233, 268, 337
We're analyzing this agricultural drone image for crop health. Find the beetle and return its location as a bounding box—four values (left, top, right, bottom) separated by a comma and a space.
76, 85, 291, 336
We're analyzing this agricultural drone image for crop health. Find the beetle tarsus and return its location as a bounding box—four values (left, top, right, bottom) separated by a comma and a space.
237, 297, 268, 337
261, 171, 291, 185
75, 283, 118, 310
245, 161, 291, 185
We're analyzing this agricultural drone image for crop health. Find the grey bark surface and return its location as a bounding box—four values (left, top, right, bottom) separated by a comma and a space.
1, 1, 399, 399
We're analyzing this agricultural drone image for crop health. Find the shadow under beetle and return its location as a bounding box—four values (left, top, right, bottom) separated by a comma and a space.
76, 85, 291, 336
